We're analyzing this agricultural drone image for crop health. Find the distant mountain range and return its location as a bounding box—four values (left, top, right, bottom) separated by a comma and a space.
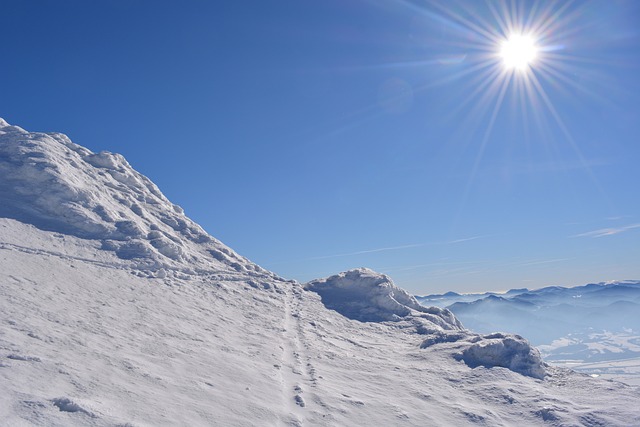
416, 281, 640, 362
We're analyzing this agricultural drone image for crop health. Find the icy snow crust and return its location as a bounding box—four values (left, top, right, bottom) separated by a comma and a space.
1, 118, 640, 426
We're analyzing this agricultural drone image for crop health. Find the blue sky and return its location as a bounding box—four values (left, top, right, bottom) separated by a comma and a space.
1, 0, 639, 294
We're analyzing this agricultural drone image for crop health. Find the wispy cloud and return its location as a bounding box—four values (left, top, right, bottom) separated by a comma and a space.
305, 235, 487, 261
383, 256, 572, 281
381, 259, 492, 274
574, 223, 640, 238
500, 158, 612, 176
565, 215, 633, 226
513, 258, 571, 267
445, 235, 487, 244
306, 243, 426, 261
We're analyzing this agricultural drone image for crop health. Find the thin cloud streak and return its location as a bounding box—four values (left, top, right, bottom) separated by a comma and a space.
384, 256, 569, 275
514, 258, 572, 267
306, 243, 426, 261
307, 235, 488, 261
574, 223, 640, 238
446, 235, 488, 244
381, 259, 493, 274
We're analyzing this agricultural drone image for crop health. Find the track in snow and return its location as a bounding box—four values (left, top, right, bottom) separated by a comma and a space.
278, 285, 317, 426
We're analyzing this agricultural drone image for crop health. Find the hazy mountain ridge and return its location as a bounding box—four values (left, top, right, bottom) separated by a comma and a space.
417, 281, 640, 366
1, 118, 639, 426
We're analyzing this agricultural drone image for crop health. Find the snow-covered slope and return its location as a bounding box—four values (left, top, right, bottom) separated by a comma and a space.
1, 118, 639, 426
0, 119, 274, 280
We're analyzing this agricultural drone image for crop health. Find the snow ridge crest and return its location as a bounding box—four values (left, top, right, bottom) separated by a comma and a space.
0, 118, 273, 279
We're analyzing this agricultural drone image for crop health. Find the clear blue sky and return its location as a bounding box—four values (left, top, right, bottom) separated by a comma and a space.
1, 1, 639, 294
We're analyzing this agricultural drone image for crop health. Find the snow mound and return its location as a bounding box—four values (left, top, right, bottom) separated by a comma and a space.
0, 118, 273, 278
305, 268, 463, 332
457, 333, 547, 379
306, 268, 547, 378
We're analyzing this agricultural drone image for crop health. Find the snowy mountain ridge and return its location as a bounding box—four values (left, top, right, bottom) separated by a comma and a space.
1, 118, 639, 426
417, 280, 640, 307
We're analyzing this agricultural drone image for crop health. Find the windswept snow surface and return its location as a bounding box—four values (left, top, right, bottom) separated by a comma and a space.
1, 118, 640, 426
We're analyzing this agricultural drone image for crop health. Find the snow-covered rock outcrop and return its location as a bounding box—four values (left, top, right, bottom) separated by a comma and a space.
306, 268, 546, 379
456, 332, 546, 379
305, 268, 462, 329
0, 118, 273, 279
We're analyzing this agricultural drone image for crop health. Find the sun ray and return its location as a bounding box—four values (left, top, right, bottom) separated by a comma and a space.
412, 59, 497, 93
526, 69, 613, 211
452, 70, 513, 229
535, 62, 602, 101
468, 70, 513, 180
486, 0, 511, 37
532, 4, 563, 36
427, 0, 501, 42
452, 66, 506, 116
451, 70, 513, 130
523, 0, 542, 30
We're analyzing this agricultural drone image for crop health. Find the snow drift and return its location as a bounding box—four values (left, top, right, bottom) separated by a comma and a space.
1, 118, 639, 426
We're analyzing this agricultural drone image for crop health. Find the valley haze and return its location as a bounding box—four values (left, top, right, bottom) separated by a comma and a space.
418, 281, 640, 386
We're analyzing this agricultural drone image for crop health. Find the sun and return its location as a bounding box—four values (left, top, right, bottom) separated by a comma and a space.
499, 34, 538, 71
